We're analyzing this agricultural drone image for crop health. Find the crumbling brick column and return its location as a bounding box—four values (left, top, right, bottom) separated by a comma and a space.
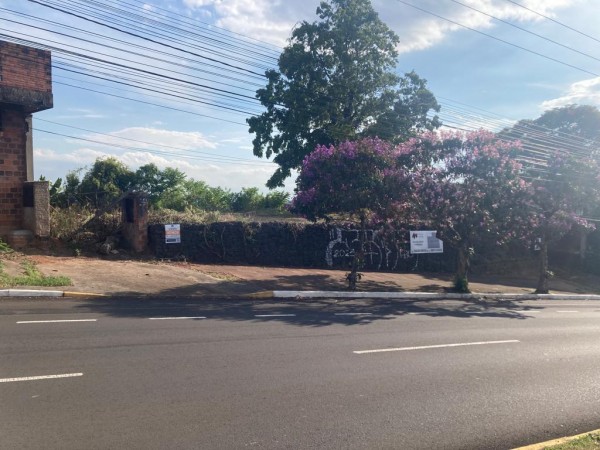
0, 40, 53, 239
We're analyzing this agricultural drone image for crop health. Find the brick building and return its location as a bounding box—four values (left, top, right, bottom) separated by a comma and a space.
0, 41, 53, 242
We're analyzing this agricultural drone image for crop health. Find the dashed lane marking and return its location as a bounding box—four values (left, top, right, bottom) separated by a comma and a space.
148, 317, 207, 320
354, 340, 520, 355
334, 313, 373, 316
0, 373, 83, 383
254, 314, 296, 318
17, 319, 98, 324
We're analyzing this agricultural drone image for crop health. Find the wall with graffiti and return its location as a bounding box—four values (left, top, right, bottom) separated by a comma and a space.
149, 222, 455, 273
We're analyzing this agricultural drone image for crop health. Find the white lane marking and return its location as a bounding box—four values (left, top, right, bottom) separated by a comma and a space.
557, 311, 579, 313
0, 373, 83, 383
148, 316, 206, 320
334, 313, 373, 316
17, 319, 97, 324
354, 340, 520, 355
254, 314, 296, 317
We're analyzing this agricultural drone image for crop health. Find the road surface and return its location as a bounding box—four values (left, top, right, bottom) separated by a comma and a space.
2, 296, 600, 449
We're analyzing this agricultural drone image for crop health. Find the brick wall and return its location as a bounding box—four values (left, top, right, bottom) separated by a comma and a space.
0, 107, 27, 235
0, 41, 51, 93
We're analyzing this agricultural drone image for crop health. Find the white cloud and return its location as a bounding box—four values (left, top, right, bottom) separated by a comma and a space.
84, 127, 218, 151
182, 0, 579, 53
540, 77, 600, 110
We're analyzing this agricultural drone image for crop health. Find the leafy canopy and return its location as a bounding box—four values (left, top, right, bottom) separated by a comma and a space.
291, 138, 398, 221
248, 0, 440, 188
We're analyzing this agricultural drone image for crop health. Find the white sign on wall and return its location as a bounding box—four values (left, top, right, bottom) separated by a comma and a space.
410, 230, 443, 254
165, 224, 181, 244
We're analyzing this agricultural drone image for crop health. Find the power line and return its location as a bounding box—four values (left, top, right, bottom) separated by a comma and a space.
80, 0, 280, 62
27, 0, 267, 77
396, 0, 600, 77
35, 118, 273, 165
502, 0, 600, 45
53, 81, 248, 126
448, 0, 600, 63
34, 128, 271, 166
47, 0, 274, 70
8, 2, 599, 167
124, 0, 282, 54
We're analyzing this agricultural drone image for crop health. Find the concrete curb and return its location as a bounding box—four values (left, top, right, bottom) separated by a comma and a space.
0, 289, 63, 297
0, 290, 107, 298
513, 428, 600, 449
269, 291, 600, 300
63, 291, 108, 298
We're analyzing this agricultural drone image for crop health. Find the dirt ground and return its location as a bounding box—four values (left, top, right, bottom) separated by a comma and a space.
1, 241, 599, 297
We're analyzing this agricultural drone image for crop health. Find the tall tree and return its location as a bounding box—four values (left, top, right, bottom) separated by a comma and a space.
499, 105, 600, 162
248, 0, 440, 188
499, 105, 600, 293
78, 157, 134, 208
524, 152, 599, 293
398, 131, 530, 293
291, 138, 400, 288
134, 164, 186, 206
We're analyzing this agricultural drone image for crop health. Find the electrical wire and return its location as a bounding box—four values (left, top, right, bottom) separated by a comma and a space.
502, 0, 600, 45
35, 118, 273, 165
396, 0, 600, 77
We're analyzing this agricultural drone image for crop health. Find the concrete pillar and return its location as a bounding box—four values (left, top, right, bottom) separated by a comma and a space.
22, 181, 50, 237
25, 115, 33, 181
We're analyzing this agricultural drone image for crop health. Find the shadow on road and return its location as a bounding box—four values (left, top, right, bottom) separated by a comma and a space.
77, 294, 542, 327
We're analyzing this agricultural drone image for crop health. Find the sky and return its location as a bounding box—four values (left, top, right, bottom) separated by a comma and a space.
2, 0, 600, 193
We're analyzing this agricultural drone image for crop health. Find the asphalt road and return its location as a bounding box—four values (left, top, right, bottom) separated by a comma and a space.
2, 296, 600, 449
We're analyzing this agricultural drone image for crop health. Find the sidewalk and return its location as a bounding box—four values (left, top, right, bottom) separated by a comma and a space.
1, 254, 598, 298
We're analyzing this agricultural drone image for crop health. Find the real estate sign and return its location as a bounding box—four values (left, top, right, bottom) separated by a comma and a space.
165, 224, 181, 244
410, 230, 443, 254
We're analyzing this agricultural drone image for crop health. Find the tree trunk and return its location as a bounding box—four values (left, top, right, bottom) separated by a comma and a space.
535, 237, 549, 294
347, 216, 366, 290
454, 245, 471, 293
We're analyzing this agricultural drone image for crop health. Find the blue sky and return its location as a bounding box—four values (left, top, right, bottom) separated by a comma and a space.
2, 0, 600, 192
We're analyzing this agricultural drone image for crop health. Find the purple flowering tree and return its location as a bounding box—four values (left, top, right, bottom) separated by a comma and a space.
292, 138, 401, 289
398, 130, 530, 293
524, 151, 600, 293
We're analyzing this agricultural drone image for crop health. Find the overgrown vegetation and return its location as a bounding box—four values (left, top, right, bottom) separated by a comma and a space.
0, 238, 12, 254
0, 260, 71, 288
44, 158, 290, 212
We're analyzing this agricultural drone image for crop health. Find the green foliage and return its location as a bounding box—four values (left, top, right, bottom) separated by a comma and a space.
134, 164, 186, 206
248, 0, 440, 188
44, 158, 289, 214
453, 275, 470, 293
262, 191, 291, 210
0, 238, 12, 253
231, 188, 262, 212
78, 157, 134, 207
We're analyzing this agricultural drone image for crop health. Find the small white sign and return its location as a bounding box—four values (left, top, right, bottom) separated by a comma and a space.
410, 230, 443, 254
165, 224, 181, 244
